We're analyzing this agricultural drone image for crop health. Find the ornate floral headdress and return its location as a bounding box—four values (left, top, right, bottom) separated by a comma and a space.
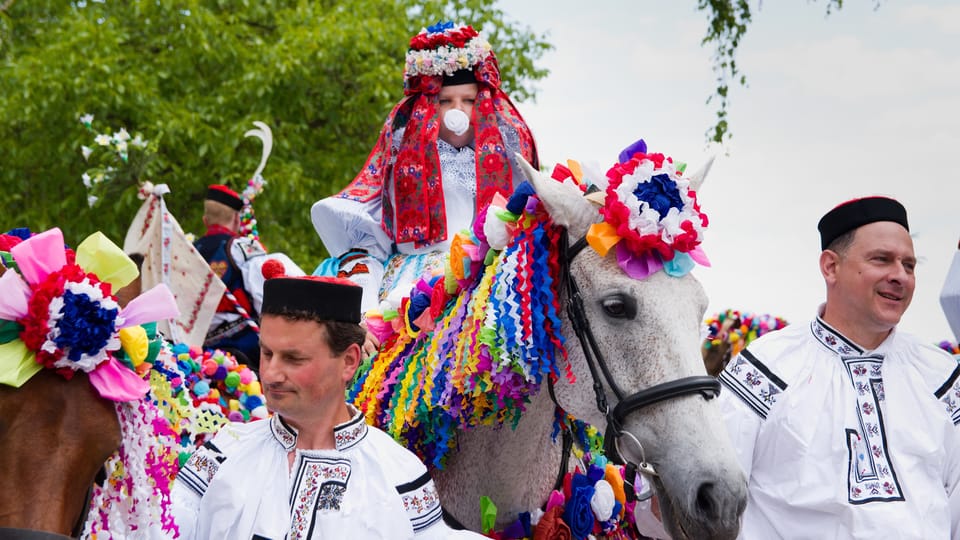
404, 22, 493, 80
553, 139, 711, 280
0, 227, 178, 401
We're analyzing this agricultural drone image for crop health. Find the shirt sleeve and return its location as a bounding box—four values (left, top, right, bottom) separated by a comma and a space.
311, 195, 394, 262
717, 350, 786, 480
941, 249, 960, 343
170, 475, 201, 540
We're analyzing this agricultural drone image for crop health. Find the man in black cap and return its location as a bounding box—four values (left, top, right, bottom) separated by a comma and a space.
193, 184, 265, 365
717, 196, 960, 537
172, 275, 483, 539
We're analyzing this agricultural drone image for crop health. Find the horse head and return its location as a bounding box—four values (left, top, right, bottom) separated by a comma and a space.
517, 154, 747, 539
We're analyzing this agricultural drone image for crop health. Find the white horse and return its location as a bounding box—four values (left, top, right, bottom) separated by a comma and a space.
432, 158, 747, 539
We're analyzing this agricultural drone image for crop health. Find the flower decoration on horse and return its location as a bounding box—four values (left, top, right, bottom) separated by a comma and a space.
560, 138, 710, 280
0, 227, 178, 401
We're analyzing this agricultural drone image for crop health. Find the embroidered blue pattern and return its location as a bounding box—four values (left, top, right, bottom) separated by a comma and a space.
841, 355, 904, 504
812, 318, 904, 504
719, 349, 787, 419
936, 365, 960, 425
176, 441, 225, 496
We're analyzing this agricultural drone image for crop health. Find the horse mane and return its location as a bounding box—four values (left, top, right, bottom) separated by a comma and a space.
349, 185, 573, 468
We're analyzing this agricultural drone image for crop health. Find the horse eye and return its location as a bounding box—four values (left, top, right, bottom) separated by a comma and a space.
600, 294, 637, 320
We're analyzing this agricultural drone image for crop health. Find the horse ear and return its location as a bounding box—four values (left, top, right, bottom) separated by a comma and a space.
515, 153, 599, 238
687, 156, 714, 193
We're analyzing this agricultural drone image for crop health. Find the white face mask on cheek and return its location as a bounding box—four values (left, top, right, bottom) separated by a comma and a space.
443, 108, 470, 136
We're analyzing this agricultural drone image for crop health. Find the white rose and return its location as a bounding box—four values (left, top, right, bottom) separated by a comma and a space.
590, 479, 616, 522
483, 204, 510, 251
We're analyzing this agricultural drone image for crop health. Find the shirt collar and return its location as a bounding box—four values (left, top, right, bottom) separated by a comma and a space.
204, 224, 236, 238
811, 316, 865, 357
811, 312, 896, 359
269, 405, 368, 452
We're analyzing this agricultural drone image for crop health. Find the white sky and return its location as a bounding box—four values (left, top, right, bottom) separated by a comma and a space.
496, 0, 960, 344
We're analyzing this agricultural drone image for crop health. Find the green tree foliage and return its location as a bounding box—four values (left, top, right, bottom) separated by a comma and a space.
698, 0, 844, 144
0, 0, 550, 267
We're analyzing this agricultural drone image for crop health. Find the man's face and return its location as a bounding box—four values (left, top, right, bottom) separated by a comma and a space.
258, 315, 356, 425
437, 83, 478, 149
829, 221, 917, 335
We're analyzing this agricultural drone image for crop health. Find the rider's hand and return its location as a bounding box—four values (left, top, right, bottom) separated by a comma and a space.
361, 328, 379, 358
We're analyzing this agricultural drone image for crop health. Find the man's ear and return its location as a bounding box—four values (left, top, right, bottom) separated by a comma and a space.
820, 249, 840, 285
341, 342, 362, 383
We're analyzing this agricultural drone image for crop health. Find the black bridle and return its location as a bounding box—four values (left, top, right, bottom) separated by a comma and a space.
557, 230, 720, 477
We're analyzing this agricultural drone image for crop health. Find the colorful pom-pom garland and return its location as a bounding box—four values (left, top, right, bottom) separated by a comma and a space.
703, 309, 789, 358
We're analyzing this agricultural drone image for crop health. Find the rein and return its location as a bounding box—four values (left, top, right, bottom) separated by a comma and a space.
556, 230, 720, 484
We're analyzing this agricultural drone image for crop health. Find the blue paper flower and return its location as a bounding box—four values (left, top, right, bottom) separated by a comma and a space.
633, 173, 684, 217
427, 21, 454, 34
54, 290, 119, 361
564, 475, 597, 539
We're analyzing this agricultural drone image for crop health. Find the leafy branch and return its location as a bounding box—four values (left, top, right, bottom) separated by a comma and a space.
699, 0, 845, 145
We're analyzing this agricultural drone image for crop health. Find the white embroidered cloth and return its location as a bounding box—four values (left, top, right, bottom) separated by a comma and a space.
719, 312, 960, 539
172, 406, 481, 539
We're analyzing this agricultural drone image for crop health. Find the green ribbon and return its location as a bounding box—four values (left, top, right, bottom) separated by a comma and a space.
0, 319, 24, 344
480, 495, 497, 534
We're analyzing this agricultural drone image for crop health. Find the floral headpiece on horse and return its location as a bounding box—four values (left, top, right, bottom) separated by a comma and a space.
0, 227, 178, 401
552, 138, 711, 280
335, 21, 538, 247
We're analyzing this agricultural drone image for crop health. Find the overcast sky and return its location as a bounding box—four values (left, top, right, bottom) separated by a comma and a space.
496, 0, 960, 344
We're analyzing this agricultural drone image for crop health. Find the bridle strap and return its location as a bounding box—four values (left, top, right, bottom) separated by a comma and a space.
559, 229, 720, 467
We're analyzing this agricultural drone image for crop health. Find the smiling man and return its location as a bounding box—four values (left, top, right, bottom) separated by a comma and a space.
172, 275, 482, 539
717, 196, 960, 538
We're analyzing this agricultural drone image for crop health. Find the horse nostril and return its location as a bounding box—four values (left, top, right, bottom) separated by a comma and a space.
696, 482, 719, 520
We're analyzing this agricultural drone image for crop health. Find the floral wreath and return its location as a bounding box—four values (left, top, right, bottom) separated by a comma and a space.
0, 227, 178, 401
553, 139, 711, 280
404, 21, 492, 79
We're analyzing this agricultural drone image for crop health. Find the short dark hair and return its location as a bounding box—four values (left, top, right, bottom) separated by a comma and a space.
261, 309, 365, 356
825, 228, 857, 255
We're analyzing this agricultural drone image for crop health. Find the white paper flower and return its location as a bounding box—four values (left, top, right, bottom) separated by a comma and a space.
95, 134, 112, 146
113, 127, 131, 142
82, 172, 92, 188
79, 113, 94, 126
81, 145, 93, 160
590, 479, 616, 522
483, 204, 510, 251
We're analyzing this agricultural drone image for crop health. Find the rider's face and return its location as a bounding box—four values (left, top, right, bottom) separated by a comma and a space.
437, 83, 478, 149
